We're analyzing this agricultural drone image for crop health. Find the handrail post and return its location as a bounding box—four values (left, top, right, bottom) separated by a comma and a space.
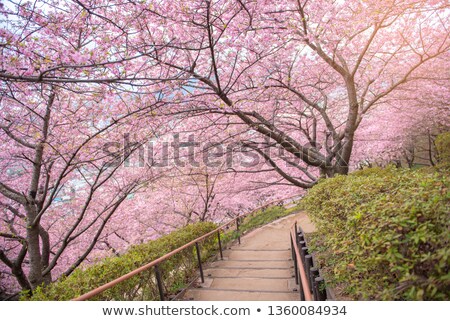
291, 235, 299, 285
154, 264, 164, 301
195, 242, 205, 283
290, 236, 295, 261
236, 217, 241, 244
294, 222, 298, 243
217, 230, 223, 260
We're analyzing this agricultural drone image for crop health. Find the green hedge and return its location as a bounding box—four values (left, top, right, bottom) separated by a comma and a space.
303, 166, 449, 300
25, 222, 217, 301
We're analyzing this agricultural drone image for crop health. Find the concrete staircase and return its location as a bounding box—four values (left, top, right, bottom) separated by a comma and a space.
183, 212, 315, 301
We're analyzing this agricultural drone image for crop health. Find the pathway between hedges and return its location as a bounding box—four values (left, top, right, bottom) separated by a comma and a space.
182, 211, 315, 301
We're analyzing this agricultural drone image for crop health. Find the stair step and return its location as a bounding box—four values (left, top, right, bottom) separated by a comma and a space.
229, 248, 289, 251
204, 268, 293, 278
184, 288, 299, 301
227, 250, 290, 260
210, 260, 292, 269
209, 277, 291, 292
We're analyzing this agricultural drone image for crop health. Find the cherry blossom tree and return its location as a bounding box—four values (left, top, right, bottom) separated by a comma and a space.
2, 0, 448, 182
1, 0, 449, 296
352, 51, 450, 167
0, 79, 169, 293
103, 0, 448, 183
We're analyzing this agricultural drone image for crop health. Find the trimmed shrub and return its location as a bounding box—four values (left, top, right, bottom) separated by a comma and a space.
303, 166, 449, 300
25, 222, 217, 301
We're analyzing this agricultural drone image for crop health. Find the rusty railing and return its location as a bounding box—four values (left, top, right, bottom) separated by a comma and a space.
290, 222, 327, 301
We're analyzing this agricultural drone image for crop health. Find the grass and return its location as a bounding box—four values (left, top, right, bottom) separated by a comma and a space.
240, 202, 303, 233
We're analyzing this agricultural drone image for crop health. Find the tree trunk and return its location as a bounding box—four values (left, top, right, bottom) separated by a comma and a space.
334, 75, 360, 175
11, 264, 32, 292
39, 226, 52, 284
26, 208, 44, 289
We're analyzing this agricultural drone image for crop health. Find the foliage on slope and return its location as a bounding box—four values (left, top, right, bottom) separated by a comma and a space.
220, 202, 303, 244
303, 166, 449, 300
24, 222, 217, 301
435, 131, 450, 165
240, 202, 303, 233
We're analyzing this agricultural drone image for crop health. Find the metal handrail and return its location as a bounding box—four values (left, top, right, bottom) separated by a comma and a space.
72, 194, 302, 301
290, 225, 313, 301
